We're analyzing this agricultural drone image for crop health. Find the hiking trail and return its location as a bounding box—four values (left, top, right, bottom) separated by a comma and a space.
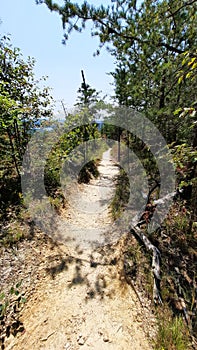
6, 149, 156, 350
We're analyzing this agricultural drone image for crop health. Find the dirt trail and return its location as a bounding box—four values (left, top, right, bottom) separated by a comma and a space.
58, 148, 120, 248
6, 150, 156, 350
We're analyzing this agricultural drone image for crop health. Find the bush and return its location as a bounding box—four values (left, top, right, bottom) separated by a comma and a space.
78, 160, 100, 184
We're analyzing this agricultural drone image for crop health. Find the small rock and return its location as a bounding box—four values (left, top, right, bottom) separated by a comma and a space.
98, 329, 103, 336
78, 338, 85, 345
105, 289, 112, 297
103, 334, 110, 342
77, 334, 86, 346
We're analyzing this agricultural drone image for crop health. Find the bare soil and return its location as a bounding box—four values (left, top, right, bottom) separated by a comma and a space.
3, 150, 157, 350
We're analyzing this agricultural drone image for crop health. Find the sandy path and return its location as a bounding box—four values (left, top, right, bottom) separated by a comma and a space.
58, 148, 120, 248
6, 150, 155, 350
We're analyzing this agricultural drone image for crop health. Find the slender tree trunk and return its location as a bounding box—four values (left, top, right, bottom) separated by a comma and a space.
61, 100, 68, 119
7, 128, 20, 178
127, 130, 130, 169
118, 127, 121, 162
14, 119, 22, 160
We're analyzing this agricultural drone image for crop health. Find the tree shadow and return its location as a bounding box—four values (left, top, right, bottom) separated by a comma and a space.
44, 243, 119, 301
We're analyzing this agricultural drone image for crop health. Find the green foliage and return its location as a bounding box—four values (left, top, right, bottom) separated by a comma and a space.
177, 50, 197, 84
44, 116, 101, 194
78, 159, 100, 184
0, 281, 26, 349
156, 202, 197, 341
49, 195, 65, 214
172, 144, 197, 189
75, 70, 100, 108
41, 0, 197, 140
110, 167, 130, 220
155, 311, 190, 350
43, 118, 102, 211
0, 35, 53, 219
0, 224, 24, 247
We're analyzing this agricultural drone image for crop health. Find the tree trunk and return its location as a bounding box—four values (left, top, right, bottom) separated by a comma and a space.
118, 127, 121, 162
7, 127, 20, 178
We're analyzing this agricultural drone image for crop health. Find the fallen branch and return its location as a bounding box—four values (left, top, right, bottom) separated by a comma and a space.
129, 190, 179, 303
41, 331, 56, 341
130, 225, 162, 304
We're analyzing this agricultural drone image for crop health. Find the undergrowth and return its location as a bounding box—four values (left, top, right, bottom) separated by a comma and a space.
78, 159, 100, 184
110, 146, 196, 349
110, 167, 130, 220
0, 281, 26, 350
155, 306, 191, 350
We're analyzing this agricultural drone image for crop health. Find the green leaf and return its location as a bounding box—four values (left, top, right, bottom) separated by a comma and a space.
10, 287, 15, 295
174, 108, 182, 115
21, 297, 26, 303
188, 57, 196, 66
0, 293, 5, 300
16, 281, 22, 289
186, 72, 192, 79
178, 76, 183, 84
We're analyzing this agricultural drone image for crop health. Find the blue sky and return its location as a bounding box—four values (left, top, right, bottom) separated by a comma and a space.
0, 0, 115, 112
